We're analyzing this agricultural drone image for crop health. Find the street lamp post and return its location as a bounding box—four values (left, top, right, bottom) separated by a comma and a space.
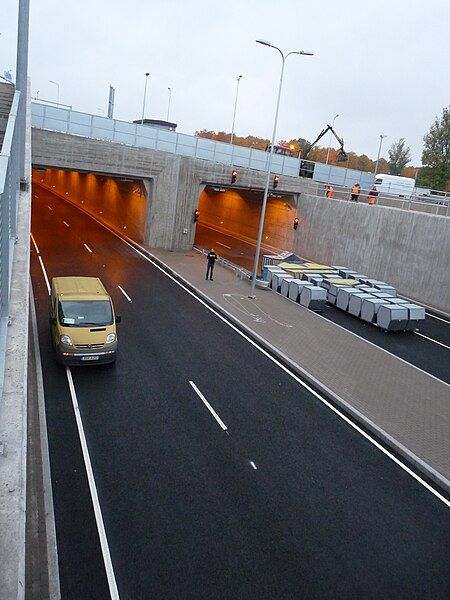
230, 74, 243, 147
249, 40, 313, 298
141, 72, 150, 124
49, 80, 59, 106
167, 87, 172, 121
325, 113, 339, 165
374, 134, 387, 175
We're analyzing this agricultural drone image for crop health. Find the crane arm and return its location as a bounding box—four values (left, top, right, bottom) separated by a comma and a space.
301, 124, 348, 161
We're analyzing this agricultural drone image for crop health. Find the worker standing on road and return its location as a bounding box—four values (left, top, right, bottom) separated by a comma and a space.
351, 183, 360, 202
206, 248, 218, 280
368, 186, 378, 205
326, 184, 334, 198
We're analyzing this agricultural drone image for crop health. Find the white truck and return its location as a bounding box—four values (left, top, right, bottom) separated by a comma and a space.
373, 174, 415, 198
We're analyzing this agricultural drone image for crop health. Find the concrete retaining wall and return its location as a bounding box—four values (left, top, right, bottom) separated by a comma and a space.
294, 194, 450, 313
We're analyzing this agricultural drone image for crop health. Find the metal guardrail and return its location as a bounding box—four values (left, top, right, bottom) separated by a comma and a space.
194, 245, 251, 280
314, 181, 450, 217
0, 90, 21, 320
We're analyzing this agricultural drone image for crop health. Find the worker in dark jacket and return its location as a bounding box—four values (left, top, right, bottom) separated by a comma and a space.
206, 248, 217, 280
368, 186, 379, 205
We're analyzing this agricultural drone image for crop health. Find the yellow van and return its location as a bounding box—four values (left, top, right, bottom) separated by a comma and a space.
49, 277, 120, 365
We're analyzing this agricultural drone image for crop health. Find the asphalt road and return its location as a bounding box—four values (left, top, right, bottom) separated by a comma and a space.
195, 222, 450, 384
31, 186, 450, 599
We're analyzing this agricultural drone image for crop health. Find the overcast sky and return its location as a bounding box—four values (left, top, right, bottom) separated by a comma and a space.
2, 0, 449, 164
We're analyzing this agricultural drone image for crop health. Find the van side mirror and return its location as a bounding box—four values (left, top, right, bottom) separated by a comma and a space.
49, 317, 56, 325
115, 315, 122, 324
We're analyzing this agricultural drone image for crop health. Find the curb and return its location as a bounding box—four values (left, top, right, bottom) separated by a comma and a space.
29, 282, 61, 599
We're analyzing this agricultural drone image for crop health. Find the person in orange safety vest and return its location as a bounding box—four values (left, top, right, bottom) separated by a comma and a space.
351, 183, 360, 202
326, 184, 334, 198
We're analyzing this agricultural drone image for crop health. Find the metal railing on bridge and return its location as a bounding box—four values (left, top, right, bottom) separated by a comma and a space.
0, 89, 21, 330
31, 102, 375, 188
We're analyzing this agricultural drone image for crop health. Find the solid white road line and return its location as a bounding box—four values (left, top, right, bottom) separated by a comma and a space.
66, 368, 120, 600
30, 232, 40, 254
118, 285, 132, 302
216, 242, 231, 249
426, 312, 450, 324
415, 331, 450, 350
57, 197, 450, 507
63, 221, 70, 227
189, 381, 228, 431
38, 256, 51, 294
84, 243, 93, 253
250, 461, 258, 470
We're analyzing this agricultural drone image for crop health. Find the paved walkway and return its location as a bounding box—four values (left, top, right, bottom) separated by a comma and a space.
150, 248, 450, 491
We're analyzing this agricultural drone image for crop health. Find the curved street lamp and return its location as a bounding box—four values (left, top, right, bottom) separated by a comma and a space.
249, 40, 314, 297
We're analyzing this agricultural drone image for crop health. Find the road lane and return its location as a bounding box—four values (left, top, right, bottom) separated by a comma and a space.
31, 187, 450, 599
195, 222, 450, 383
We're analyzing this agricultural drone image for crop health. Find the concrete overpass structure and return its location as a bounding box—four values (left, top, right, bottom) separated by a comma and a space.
32, 125, 450, 314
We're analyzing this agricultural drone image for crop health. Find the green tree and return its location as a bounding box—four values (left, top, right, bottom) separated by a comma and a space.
417, 106, 450, 191
388, 138, 411, 175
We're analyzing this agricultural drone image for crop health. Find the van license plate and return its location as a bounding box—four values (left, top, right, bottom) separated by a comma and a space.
81, 356, 99, 361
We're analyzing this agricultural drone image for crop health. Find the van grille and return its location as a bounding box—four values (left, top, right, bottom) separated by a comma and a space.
74, 344, 104, 349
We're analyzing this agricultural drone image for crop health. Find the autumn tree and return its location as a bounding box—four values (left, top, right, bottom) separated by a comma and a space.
417, 106, 450, 191
388, 138, 411, 175
358, 155, 373, 172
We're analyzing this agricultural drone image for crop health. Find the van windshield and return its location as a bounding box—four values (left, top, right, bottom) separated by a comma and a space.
58, 300, 113, 327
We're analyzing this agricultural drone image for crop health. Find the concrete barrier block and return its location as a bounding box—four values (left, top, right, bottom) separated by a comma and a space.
403, 303, 426, 330
374, 284, 397, 296
361, 298, 391, 323
348, 293, 375, 317
265, 266, 285, 283
388, 298, 409, 305
372, 292, 395, 300
300, 286, 327, 311
271, 273, 294, 293
336, 287, 359, 311
288, 280, 315, 302
377, 304, 409, 331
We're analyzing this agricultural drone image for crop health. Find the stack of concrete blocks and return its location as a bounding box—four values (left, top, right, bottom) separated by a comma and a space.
263, 255, 426, 330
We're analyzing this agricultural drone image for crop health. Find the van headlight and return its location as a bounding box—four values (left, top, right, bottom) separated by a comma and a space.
60, 335, 73, 346
106, 333, 116, 344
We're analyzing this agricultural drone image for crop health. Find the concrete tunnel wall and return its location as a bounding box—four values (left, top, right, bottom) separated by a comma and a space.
293, 195, 450, 313
198, 188, 296, 253
32, 168, 147, 243
31, 128, 450, 313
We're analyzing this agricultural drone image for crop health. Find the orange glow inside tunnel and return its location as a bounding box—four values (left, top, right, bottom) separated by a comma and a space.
32, 168, 147, 244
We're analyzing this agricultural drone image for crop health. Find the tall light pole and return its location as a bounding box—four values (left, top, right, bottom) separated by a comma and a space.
166, 87, 172, 121
374, 134, 387, 175
230, 74, 243, 147
325, 113, 339, 164
141, 72, 149, 124
249, 40, 313, 298
49, 79, 59, 106
16, 0, 30, 182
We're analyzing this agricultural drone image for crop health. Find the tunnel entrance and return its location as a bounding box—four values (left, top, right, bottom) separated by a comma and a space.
31, 168, 148, 243
194, 186, 297, 270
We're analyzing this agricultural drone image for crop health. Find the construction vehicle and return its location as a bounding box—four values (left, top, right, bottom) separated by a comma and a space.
299, 124, 348, 178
